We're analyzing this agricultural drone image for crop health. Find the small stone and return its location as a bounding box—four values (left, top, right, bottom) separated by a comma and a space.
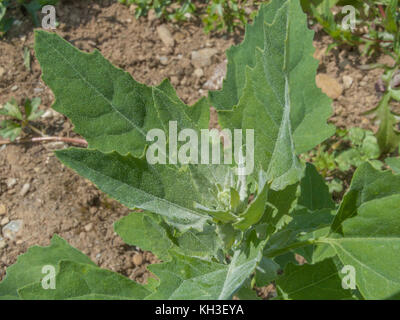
33, 87, 44, 94
2, 220, 22, 240
11, 85, 18, 91
0, 204, 6, 216
20, 183, 30, 197
342, 75, 354, 89
41, 110, 54, 119
191, 48, 218, 68
316, 74, 343, 100
16, 240, 23, 245
6, 178, 17, 189
194, 68, 204, 78
0, 67, 5, 78
158, 56, 168, 65
157, 25, 175, 47
1, 217, 9, 226
132, 253, 143, 266
84, 223, 93, 232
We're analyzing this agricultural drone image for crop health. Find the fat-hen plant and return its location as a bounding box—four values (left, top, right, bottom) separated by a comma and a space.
1, 0, 400, 300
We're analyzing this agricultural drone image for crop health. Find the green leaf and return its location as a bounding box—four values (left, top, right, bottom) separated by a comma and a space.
331, 162, 400, 234
176, 225, 222, 260
56, 148, 212, 232
210, 0, 334, 189
34, 30, 209, 158
298, 163, 335, 211
264, 208, 334, 262
320, 194, 400, 299
233, 172, 269, 230
2, 99, 22, 120
0, 235, 95, 299
0, 120, 22, 141
26, 97, 43, 121
275, 258, 354, 300
376, 92, 400, 154
386, 157, 400, 174
18, 260, 150, 300
114, 211, 174, 261
148, 232, 265, 300
254, 257, 280, 286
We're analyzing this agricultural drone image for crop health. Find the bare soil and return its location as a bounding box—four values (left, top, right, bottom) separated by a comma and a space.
0, 0, 391, 296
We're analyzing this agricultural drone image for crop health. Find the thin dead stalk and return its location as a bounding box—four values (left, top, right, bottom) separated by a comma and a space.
0, 136, 88, 147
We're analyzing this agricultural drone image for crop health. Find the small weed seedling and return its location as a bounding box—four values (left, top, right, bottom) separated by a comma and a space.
0, 97, 43, 141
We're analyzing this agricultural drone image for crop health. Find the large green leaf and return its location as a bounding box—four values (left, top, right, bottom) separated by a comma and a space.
319, 195, 400, 299
275, 258, 354, 300
0, 235, 94, 299
35, 30, 209, 158
210, 0, 335, 188
56, 148, 247, 232
18, 261, 150, 300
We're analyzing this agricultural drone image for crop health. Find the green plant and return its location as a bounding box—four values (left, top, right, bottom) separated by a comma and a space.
301, 0, 400, 55
202, 0, 251, 33
1, 0, 400, 300
119, 0, 257, 33
302, 1, 400, 156
0, 97, 43, 141
0, 0, 59, 35
119, 0, 196, 22
301, 127, 385, 193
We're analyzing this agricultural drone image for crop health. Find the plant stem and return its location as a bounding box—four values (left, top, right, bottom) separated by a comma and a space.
378, 4, 386, 19
0, 136, 88, 147
28, 124, 46, 137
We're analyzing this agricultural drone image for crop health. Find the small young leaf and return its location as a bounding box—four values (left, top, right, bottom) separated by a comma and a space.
298, 163, 335, 211
114, 211, 174, 261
